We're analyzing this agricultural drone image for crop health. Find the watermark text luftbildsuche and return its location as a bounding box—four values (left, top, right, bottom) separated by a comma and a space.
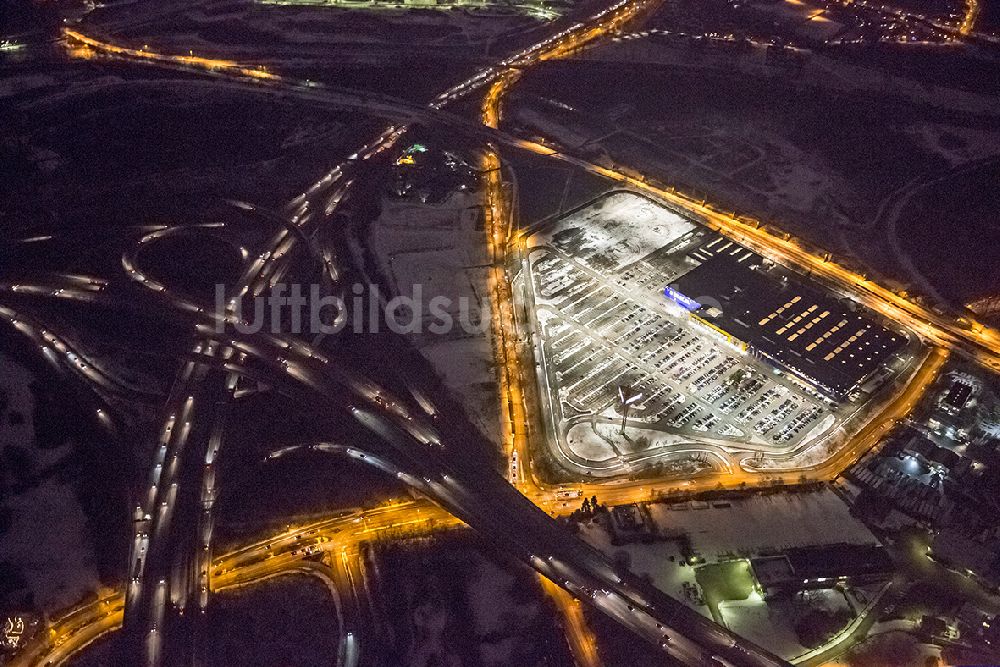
215, 283, 489, 336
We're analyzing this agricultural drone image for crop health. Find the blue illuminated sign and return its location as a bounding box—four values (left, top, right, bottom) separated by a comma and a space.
664, 286, 700, 311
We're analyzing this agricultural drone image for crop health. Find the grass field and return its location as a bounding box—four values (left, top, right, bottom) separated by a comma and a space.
695, 560, 756, 622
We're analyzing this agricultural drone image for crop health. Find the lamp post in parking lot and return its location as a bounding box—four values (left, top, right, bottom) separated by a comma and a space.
618, 385, 643, 435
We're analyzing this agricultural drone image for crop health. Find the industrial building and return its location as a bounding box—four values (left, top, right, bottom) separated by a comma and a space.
750, 544, 895, 598
667, 237, 905, 400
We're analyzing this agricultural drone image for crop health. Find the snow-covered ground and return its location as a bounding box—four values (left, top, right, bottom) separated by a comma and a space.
565, 420, 718, 464
580, 489, 876, 581
578, 489, 879, 659
719, 596, 806, 658
904, 123, 1000, 168
420, 336, 498, 440
465, 557, 544, 666
578, 521, 707, 615
369, 190, 500, 446
0, 74, 61, 101
579, 490, 875, 588
99, 0, 542, 57
0, 354, 99, 613
529, 191, 696, 271
650, 489, 876, 559
565, 421, 615, 461
580, 39, 1000, 118
382, 537, 569, 666
4, 479, 100, 612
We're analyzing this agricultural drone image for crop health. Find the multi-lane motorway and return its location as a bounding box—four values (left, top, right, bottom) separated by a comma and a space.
508, 141, 1000, 371
120, 162, 358, 664
10, 498, 456, 667
4, 0, 998, 664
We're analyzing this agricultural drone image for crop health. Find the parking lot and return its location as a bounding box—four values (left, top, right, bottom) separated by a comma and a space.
531, 247, 828, 450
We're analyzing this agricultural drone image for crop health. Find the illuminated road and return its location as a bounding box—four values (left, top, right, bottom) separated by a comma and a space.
6, 380, 953, 667
1, 156, 947, 667
484, 74, 956, 510
539, 575, 602, 667
49, 3, 1000, 377
854, 0, 983, 39
472, 0, 982, 513
473, 8, 955, 661
519, 345, 947, 510
120, 174, 353, 664
478, 0, 667, 492
115, 137, 352, 664
59, 27, 1000, 377
11, 499, 457, 667
63, 28, 278, 80
1, 260, 943, 667
509, 139, 1000, 372
3, 263, 790, 666
959, 0, 980, 34
477, 0, 951, 511
0, 294, 138, 400
480, 60, 952, 512
5, 0, 986, 663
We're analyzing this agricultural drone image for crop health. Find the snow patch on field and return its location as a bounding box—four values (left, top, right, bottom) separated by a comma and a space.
566, 421, 615, 461
648, 489, 876, 559
719, 597, 806, 657
0, 354, 98, 612
420, 336, 498, 440
565, 420, 712, 462
577, 521, 706, 613
4, 479, 99, 611
530, 191, 696, 271
369, 190, 500, 445
903, 124, 1000, 167
577, 488, 877, 648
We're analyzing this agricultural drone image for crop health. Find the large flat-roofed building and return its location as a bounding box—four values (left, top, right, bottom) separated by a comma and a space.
751, 544, 895, 597
669, 237, 905, 400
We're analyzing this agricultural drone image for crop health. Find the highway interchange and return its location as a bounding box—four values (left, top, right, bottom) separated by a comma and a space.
2, 0, 997, 664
